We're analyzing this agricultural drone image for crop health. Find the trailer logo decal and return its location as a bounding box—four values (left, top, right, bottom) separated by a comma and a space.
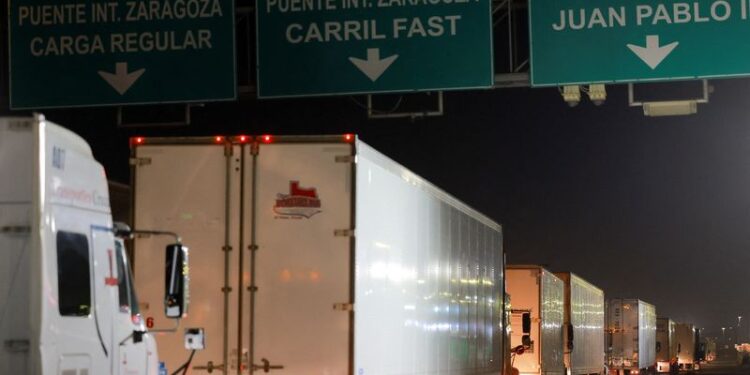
274, 181, 322, 219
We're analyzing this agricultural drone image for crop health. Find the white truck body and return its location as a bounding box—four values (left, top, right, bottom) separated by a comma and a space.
675, 323, 696, 369
606, 299, 656, 374
555, 273, 605, 375
655, 318, 676, 373
0, 116, 158, 375
702, 339, 716, 362
130, 135, 506, 374
506, 266, 565, 375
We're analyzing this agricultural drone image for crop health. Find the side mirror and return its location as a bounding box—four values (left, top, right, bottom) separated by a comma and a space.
522, 312, 531, 334
567, 324, 574, 350
165, 244, 189, 319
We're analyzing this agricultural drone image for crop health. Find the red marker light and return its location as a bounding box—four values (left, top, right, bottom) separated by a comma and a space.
132, 137, 145, 145
131, 313, 143, 325
214, 136, 225, 143
261, 135, 272, 143
344, 134, 354, 142
237, 135, 249, 143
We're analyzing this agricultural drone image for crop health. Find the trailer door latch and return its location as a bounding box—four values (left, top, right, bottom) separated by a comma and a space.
193, 361, 224, 373
253, 358, 284, 373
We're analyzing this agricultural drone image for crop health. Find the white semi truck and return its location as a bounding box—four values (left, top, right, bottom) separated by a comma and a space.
129, 134, 506, 374
655, 317, 676, 373
700, 338, 716, 363
675, 323, 697, 370
506, 265, 565, 375
554, 272, 605, 375
0, 115, 189, 375
606, 299, 656, 375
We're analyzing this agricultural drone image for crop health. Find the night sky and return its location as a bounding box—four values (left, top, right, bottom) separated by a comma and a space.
5, 76, 750, 338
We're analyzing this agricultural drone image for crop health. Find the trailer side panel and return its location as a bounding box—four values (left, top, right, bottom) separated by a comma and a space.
355, 142, 504, 375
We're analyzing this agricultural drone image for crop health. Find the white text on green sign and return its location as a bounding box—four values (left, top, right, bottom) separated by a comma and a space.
256, 0, 493, 97
529, 0, 750, 85
10, 0, 235, 108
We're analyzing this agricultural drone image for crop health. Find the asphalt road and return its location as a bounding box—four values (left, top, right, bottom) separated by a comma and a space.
699, 359, 750, 375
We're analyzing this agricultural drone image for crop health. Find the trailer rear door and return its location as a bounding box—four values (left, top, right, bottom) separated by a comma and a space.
133, 143, 244, 373
248, 142, 354, 374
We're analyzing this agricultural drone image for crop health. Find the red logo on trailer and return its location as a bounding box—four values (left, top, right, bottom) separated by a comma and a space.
274, 181, 322, 219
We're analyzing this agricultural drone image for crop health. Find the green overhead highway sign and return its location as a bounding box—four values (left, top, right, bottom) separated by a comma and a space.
9, 0, 236, 109
256, 0, 494, 98
529, 0, 750, 86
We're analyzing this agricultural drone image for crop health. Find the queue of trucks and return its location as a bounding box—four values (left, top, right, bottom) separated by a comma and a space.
0, 116, 715, 375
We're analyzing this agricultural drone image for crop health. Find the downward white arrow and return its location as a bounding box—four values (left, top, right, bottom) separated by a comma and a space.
627, 35, 679, 70
97, 62, 145, 95
348, 48, 398, 82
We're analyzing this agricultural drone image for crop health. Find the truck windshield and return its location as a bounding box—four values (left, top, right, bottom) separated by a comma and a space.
115, 240, 141, 318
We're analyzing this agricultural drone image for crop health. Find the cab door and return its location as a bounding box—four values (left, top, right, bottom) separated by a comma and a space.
115, 239, 150, 375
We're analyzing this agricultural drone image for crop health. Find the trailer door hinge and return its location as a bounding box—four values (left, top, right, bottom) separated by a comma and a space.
335, 155, 355, 163
250, 143, 259, 156
4, 339, 30, 353
0, 226, 30, 235
8, 120, 32, 131
334, 229, 354, 237
333, 303, 353, 311
224, 145, 234, 156
130, 157, 152, 167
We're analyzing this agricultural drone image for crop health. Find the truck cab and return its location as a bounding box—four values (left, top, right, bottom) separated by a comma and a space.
0, 115, 187, 375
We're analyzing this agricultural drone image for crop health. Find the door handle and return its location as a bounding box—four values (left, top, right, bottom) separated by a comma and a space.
193, 361, 224, 373
253, 358, 284, 373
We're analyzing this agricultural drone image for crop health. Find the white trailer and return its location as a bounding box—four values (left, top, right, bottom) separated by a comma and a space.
0, 116, 188, 375
655, 317, 676, 373
506, 265, 565, 375
130, 135, 506, 374
606, 299, 656, 375
701, 338, 716, 362
675, 323, 697, 370
554, 272, 605, 375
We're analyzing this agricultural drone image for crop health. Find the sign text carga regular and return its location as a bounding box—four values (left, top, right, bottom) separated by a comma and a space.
551, 0, 747, 31
17, 0, 224, 56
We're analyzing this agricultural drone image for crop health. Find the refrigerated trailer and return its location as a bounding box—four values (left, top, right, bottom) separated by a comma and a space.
506, 266, 565, 375
0, 116, 188, 375
699, 338, 716, 362
655, 317, 676, 373
554, 272, 605, 375
675, 323, 697, 370
606, 299, 656, 375
130, 135, 506, 374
